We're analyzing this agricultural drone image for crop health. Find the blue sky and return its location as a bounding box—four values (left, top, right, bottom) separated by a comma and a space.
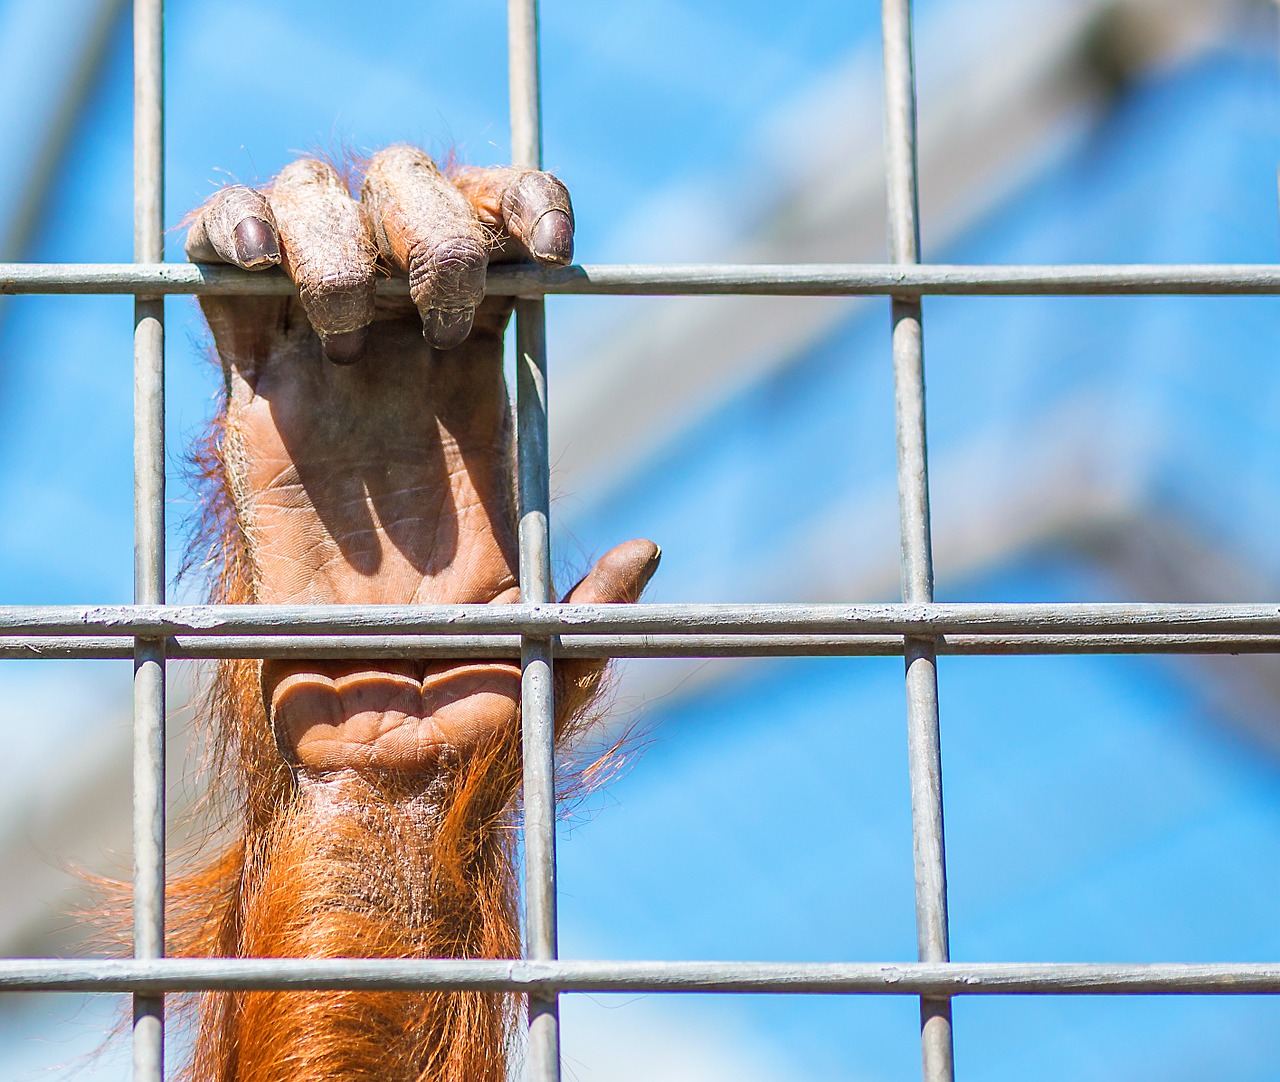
0, 0, 907, 607
550, 28, 1280, 1082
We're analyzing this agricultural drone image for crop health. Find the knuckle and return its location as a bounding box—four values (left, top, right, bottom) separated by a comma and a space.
503, 170, 574, 228
409, 236, 487, 307
297, 267, 375, 334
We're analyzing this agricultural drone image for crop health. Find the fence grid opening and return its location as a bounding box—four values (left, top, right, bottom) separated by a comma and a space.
0, 2, 1276, 1081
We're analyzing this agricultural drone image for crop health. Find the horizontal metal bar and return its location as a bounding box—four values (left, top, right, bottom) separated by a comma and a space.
4, 959, 1280, 996
2, 602, 1280, 638
3, 263, 1280, 297
3, 632, 1280, 660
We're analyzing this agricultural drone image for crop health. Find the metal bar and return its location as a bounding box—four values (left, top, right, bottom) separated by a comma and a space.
510, 3, 560, 1079
7, 958, 1280, 996
132, 0, 165, 1079
7, 631, 1280, 661
5, 262, 1280, 296
508, 0, 542, 175
5, 601, 1280, 637
5, 0, 1272, 1069
883, 2, 954, 1079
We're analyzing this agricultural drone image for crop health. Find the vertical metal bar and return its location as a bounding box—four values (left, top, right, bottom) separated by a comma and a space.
882, 2, 955, 1080
132, 0, 165, 1079
508, 0, 542, 173
509, 3, 560, 1080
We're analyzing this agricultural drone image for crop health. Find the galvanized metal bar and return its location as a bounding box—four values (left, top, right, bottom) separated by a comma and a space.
510, 2, 560, 1078
508, 0, 542, 177
883, 2, 954, 1079
6, 601, 1280, 637
5, 0, 1274, 1065
516, 304, 552, 606
5, 261, 1280, 296
6, 631, 1280, 661
132, 0, 165, 1079
6, 958, 1280, 996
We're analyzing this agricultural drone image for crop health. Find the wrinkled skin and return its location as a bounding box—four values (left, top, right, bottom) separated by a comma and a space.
189, 147, 660, 775
179, 148, 660, 1082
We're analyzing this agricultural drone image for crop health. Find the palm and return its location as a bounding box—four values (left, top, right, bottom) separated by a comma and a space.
187, 147, 658, 774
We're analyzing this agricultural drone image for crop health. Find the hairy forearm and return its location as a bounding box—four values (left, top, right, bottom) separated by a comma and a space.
199, 767, 519, 1082
173, 426, 524, 1082
163, 144, 657, 1082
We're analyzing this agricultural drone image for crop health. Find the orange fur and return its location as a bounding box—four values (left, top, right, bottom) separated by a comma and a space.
157, 408, 613, 1081
142, 148, 637, 1079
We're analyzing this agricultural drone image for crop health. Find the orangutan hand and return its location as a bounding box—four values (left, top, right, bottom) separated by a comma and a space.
185, 147, 660, 776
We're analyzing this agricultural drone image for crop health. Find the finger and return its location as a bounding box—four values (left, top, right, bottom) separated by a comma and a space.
561, 539, 662, 607
555, 539, 661, 725
361, 145, 488, 350
185, 185, 281, 269
453, 166, 575, 266
268, 159, 376, 365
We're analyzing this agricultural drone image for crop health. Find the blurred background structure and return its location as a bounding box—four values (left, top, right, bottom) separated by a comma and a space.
0, 0, 1277, 1078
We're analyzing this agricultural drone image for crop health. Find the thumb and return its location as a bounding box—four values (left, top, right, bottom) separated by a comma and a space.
560, 538, 661, 605
555, 538, 661, 728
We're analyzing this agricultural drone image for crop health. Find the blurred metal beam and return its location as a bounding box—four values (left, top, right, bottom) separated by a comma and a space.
550, 0, 1242, 506
0, 0, 128, 263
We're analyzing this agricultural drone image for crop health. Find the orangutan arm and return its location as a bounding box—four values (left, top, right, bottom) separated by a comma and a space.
171, 147, 659, 1082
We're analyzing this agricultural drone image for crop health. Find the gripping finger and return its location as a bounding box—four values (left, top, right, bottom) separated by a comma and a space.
268, 159, 377, 365
361, 146, 488, 350
453, 166, 575, 266
185, 185, 281, 269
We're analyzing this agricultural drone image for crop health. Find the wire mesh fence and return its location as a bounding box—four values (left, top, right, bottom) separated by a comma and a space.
0, 1, 1277, 1080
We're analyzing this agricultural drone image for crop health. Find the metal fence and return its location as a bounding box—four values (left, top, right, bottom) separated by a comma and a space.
0, 1, 1278, 1081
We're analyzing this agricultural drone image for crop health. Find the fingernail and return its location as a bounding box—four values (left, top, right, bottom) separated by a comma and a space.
528, 211, 574, 265
636, 542, 662, 593
233, 218, 280, 268
422, 308, 475, 350
321, 327, 368, 365
606, 539, 662, 600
